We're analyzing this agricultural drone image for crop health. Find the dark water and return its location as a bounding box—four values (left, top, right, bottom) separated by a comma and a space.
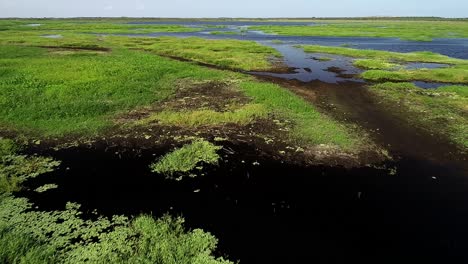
249, 44, 363, 83
23, 143, 468, 264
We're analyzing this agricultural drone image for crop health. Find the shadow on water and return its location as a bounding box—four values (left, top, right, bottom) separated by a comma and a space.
23, 141, 468, 264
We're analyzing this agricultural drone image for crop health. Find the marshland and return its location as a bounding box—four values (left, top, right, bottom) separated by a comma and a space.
0, 16, 467, 264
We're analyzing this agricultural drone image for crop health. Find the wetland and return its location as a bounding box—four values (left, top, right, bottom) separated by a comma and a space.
0, 18, 467, 264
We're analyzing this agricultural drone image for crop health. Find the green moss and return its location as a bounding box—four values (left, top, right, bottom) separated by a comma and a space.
151, 139, 222, 179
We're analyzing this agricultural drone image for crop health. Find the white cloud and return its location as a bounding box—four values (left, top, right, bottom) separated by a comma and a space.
104, 5, 113, 11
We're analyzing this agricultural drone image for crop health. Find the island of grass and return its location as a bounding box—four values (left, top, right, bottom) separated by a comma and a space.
296, 45, 468, 150
299, 45, 468, 84
249, 19, 468, 41
151, 139, 222, 180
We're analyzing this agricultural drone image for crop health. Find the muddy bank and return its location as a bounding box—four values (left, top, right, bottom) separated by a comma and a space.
253, 75, 468, 171
21, 140, 468, 264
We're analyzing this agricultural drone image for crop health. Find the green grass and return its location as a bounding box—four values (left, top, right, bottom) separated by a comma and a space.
0, 22, 371, 154
362, 66, 468, 84
240, 81, 363, 150
151, 139, 222, 179
138, 103, 268, 127
209, 31, 241, 35
369, 82, 468, 149
250, 20, 468, 41
0, 45, 226, 136
299, 45, 466, 64
0, 20, 201, 34
299, 45, 468, 84
353, 59, 398, 70
107, 36, 281, 71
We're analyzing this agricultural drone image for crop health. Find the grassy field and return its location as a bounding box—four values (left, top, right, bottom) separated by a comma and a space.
0, 19, 201, 34
250, 20, 468, 41
0, 45, 227, 135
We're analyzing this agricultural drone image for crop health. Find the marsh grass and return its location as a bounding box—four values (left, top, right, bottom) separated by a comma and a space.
369, 82, 468, 149
300, 45, 466, 64
0, 20, 201, 34
250, 20, 468, 41
106, 36, 282, 71
138, 104, 268, 127
0, 45, 226, 136
300, 45, 468, 84
353, 59, 398, 70
151, 139, 222, 179
362, 66, 468, 84
240, 81, 363, 150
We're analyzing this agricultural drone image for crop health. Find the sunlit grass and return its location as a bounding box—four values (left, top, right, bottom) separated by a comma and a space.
0, 45, 226, 136
151, 139, 222, 179
138, 104, 268, 127
106, 36, 282, 71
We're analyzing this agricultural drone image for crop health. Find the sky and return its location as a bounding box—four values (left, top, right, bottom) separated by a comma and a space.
1, 0, 466, 18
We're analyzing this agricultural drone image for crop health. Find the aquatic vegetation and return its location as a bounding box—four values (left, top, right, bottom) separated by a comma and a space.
151, 139, 222, 179
369, 82, 468, 149
0, 139, 60, 193
0, 195, 232, 264
250, 20, 468, 41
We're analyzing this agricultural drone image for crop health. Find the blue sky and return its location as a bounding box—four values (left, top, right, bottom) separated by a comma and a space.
1, 0, 466, 18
